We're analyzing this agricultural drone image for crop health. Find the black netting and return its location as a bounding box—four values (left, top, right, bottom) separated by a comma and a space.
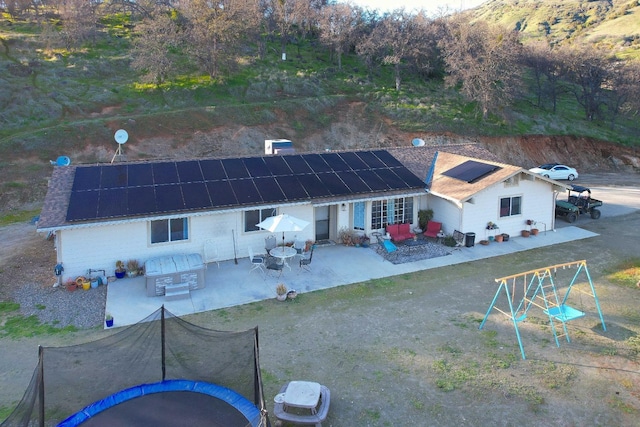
1, 307, 269, 427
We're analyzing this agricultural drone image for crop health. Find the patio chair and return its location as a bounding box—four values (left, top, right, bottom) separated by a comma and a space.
248, 247, 265, 274
203, 239, 220, 268
266, 255, 284, 278
424, 221, 442, 240
293, 239, 305, 258
381, 239, 398, 262
299, 247, 314, 271
265, 235, 277, 253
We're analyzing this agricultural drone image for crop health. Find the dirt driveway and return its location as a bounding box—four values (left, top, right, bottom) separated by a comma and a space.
1, 181, 639, 426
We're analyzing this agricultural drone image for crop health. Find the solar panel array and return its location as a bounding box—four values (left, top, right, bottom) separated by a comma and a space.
442, 160, 501, 184
66, 150, 425, 222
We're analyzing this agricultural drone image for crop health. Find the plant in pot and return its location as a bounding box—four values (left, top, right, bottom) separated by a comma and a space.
65, 279, 77, 292
417, 209, 434, 231
105, 313, 114, 328
126, 259, 139, 278
276, 283, 287, 301
527, 219, 539, 235
115, 260, 126, 279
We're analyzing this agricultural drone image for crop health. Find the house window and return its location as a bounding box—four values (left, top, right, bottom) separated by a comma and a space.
371, 197, 413, 229
150, 218, 189, 244
500, 196, 522, 218
353, 202, 365, 230
245, 208, 276, 232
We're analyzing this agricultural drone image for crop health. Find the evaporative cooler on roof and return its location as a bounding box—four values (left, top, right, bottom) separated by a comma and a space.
442, 160, 501, 183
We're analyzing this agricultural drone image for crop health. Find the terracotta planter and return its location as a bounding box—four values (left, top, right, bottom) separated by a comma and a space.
521, 230, 530, 237
66, 283, 77, 292
494, 234, 504, 243
479, 240, 490, 245
531, 228, 539, 236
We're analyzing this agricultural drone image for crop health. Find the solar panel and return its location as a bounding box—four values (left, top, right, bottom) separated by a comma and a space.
318, 173, 350, 195
128, 164, 154, 186
155, 184, 184, 212
355, 170, 389, 191
153, 163, 179, 185
66, 191, 99, 221
335, 171, 369, 193
283, 156, 313, 174
128, 186, 156, 216
296, 174, 331, 197
254, 177, 286, 203
100, 165, 127, 189
243, 157, 271, 178
182, 182, 212, 210
322, 153, 351, 172
274, 175, 309, 200
337, 152, 368, 170
374, 168, 406, 189
355, 151, 385, 169
371, 150, 403, 168
301, 154, 332, 173
200, 159, 227, 181
229, 179, 262, 205
392, 167, 427, 187
443, 160, 501, 183
97, 188, 127, 218
176, 161, 204, 183
207, 181, 238, 207
263, 156, 292, 176
72, 167, 100, 191
65, 150, 425, 222
221, 158, 249, 179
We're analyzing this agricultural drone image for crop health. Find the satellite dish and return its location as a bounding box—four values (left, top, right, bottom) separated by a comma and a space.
114, 129, 129, 145
412, 138, 425, 147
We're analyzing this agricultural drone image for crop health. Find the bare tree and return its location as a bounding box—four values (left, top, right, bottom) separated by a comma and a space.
317, 3, 363, 69
357, 9, 437, 91
522, 41, 569, 113
56, 0, 100, 49
130, 9, 183, 86
181, 0, 252, 78
439, 16, 523, 120
605, 60, 640, 129
565, 46, 610, 122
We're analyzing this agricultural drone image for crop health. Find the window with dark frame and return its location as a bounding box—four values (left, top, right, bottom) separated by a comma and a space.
499, 196, 522, 218
150, 218, 189, 244
244, 208, 277, 232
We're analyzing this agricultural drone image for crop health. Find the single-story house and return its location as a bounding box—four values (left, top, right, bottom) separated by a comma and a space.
37, 146, 568, 281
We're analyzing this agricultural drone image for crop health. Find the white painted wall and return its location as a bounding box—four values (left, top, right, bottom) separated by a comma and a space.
56, 205, 319, 280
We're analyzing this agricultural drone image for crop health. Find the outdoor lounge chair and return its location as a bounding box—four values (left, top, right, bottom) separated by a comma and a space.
424, 221, 442, 240
381, 239, 398, 262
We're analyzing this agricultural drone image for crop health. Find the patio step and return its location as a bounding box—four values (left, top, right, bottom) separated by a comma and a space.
165, 283, 190, 301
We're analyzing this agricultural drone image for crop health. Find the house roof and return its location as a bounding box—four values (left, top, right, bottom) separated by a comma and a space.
37, 150, 426, 230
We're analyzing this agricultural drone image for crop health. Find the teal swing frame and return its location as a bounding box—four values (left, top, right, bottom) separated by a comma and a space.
479, 260, 606, 360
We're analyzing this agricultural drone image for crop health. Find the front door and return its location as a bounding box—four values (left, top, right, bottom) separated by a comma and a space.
315, 206, 330, 241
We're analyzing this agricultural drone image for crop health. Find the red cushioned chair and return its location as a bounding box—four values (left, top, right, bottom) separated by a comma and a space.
424, 221, 442, 240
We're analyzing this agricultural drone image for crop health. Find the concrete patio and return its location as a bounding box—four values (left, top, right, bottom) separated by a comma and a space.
105, 226, 598, 327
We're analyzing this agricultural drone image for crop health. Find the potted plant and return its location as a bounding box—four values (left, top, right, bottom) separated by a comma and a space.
276, 283, 287, 301
65, 279, 77, 292
527, 220, 539, 235
126, 259, 139, 278
105, 313, 114, 328
115, 260, 126, 279
418, 209, 434, 231
361, 235, 371, 248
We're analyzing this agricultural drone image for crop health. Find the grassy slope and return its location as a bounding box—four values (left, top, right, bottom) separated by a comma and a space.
0, 5, 639, 218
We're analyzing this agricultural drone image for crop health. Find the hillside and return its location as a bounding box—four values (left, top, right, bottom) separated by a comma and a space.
471, 0, 640, 58
1, 5, 640, 218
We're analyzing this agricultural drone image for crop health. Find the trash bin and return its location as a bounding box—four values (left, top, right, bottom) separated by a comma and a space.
465, 232, 476, 247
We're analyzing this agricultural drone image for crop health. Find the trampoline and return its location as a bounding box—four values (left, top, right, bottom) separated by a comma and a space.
58, 380, 261, 427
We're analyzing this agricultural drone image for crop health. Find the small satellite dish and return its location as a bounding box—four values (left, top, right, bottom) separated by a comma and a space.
412, 138, 425, 147
114, 129, 128, 145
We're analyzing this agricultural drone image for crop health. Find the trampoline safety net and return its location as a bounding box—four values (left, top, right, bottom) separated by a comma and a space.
1, 306, 269, 427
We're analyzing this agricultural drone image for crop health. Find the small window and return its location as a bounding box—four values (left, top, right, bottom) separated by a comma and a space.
150, 218, 189, 244
245, 208, 276, 232
499, 196, 522, 218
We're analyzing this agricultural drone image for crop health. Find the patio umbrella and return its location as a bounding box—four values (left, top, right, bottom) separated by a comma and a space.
256, 214, 310, 247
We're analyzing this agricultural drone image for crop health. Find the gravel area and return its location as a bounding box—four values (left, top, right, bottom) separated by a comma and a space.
371, 238, 452, 264
12, 281, 107, 329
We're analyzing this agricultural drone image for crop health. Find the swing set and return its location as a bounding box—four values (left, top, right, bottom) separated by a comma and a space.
479, 260, 606, 360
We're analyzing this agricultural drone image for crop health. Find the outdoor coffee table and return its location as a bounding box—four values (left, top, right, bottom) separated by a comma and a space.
403, 238, 424, 253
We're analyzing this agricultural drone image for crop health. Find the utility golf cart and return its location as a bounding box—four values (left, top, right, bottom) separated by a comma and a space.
555, 185, 602, 223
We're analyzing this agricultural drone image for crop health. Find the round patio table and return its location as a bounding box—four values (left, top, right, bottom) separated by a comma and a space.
269, 246, 297, 271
